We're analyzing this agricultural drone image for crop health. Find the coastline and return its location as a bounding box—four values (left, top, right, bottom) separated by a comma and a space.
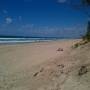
0, 38, 80, 45
0, 39, 81, 90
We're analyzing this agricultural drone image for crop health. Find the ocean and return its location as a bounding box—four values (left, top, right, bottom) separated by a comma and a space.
0, 37, 60, 44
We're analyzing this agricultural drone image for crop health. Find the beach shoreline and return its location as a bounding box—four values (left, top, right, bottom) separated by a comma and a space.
0, 39, 81, 90
0, 38, 81, 44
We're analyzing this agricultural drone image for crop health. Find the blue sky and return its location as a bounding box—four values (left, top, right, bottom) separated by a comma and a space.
0, 0, 89, 38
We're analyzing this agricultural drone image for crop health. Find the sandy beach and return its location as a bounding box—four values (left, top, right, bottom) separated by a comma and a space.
0, 40, 77, 70
0, 39, 90, 90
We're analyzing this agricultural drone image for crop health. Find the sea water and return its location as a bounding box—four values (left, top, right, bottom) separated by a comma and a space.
0, 37, 60, 44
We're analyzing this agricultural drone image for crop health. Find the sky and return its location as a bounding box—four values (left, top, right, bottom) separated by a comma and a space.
0, 0, 89, 38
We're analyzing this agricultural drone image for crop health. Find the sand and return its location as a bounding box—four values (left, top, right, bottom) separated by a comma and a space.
0, 40, 78, 71
0, 39, 90, 90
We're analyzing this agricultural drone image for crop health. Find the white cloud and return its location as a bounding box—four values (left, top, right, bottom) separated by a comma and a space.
21, 24, 34, 29
5, 17, 12, 24
19, 24, 34, 31
57, 0, 67, 3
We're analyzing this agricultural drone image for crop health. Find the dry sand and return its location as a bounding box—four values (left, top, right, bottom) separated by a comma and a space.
0, 39, 90, 90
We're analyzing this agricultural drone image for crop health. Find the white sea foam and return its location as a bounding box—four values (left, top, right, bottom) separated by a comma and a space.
0, 38, 56, 44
